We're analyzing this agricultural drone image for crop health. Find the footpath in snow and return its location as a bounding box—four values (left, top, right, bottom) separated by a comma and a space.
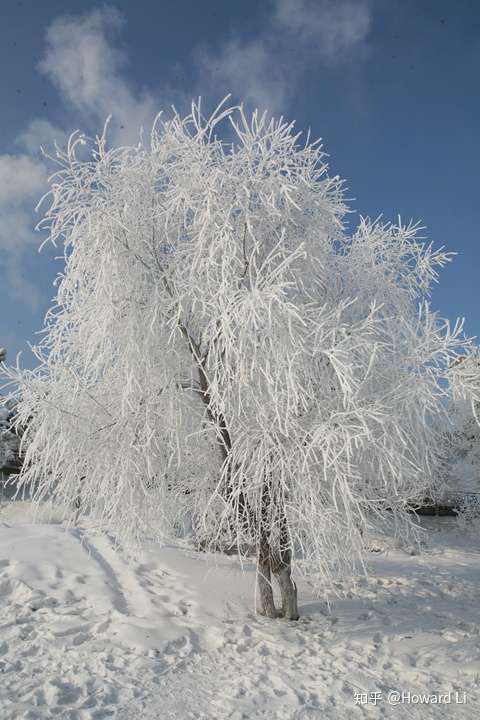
0, 500, 480, 719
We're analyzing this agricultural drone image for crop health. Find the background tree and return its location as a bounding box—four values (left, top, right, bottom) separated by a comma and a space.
444, 352, 480, 494
0, 404, 19, 475
2, 101, 477, 619
0, 349, 21, 476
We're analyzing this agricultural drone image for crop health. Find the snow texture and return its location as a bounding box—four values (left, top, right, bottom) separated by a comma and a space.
0, 501, 479, 719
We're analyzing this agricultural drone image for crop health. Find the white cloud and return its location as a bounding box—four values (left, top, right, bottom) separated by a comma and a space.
197, 38, 291, 115
0, 155, 47, 214
37, 6, 157, 144
38, 6, 124, 113
17, 119, 66, 155
274, 0, 371, 62
197, 0, 372, 115
0, 154, 48, 308
0, 154, 47, 257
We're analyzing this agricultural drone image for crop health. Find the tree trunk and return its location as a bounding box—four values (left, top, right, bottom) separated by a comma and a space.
256, 481, 300, 620
256, 536, 280, 618
271, 543, 299, 621
256, 535, 299, 620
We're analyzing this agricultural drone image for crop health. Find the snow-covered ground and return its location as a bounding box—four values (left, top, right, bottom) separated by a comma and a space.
1, 499, 480, 719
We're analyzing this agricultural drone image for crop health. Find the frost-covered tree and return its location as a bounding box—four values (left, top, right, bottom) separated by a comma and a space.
0, 350, 21, 473
2, 101, 477, 619
0, 404, 19, 472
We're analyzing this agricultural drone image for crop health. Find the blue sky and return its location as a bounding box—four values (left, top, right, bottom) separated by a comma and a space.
1, 0, 479, 367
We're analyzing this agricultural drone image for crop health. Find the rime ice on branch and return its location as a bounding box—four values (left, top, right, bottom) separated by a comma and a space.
2, 100, 477, 618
